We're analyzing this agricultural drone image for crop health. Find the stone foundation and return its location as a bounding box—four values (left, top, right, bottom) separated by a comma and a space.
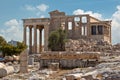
39, 59, 98, 69
39, 52, 99, 69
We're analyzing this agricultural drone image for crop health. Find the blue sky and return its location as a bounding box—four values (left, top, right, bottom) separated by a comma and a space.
0, 0, 120, 44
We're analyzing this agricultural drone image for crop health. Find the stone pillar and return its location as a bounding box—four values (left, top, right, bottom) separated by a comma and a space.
96, 25, 98, 35
29, 27, 32, 54
44, 24, 49, 51
20, 50, 28, 73
28, 56, 34, 65
23, 26, 27, 45
39, 28, 42, 53
34, 25, 37, 53
79, 16, 82, 36
87, 15, 90, 36
103, 25, 105, 35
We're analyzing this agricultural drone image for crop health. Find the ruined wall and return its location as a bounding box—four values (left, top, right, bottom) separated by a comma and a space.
65, 39, 112, 52
39, 52, 99, 69
40, 59, 98, 69
48, 10, 111, 43
23, 10, 112, 52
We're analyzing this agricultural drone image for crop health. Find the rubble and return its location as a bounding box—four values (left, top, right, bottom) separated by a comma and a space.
65, 39, 120, 58
0, 39, 120, 80
0, 55, 120, 80
61, 55, 120, 80
65, 39, 113, 52
0, 66, 14, 78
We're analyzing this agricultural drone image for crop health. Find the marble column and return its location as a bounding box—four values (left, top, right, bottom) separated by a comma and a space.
39, 28, 42, 53
96, 25, 98, 35
29, 27, 32, 54
79, 17, 82, 36
87, 15, 90, 36
23, 26, 26, 45
44, 24, 49, 51
34, 25, 37, 53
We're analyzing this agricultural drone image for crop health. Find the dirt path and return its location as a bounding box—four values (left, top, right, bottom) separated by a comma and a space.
47, 69, 71, 80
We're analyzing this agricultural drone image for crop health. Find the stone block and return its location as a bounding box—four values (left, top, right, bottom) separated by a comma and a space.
49, 63, 59, 71
20, 66, 28, 73
28, 57, 34, 65
20, 50, 28, 73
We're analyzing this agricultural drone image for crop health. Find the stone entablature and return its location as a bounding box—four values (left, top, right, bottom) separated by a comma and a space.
23, 18, 50, 25
23, 10, 111, 53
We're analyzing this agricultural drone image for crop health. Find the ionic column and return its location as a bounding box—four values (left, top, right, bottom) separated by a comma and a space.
34, 25, 37, 53
44, 24, 49, 51
23, 25, 27, 45
39, 28, 42, 53
96, 25, 98, 35
87, 15, 90, 36
29, 27, 32, 54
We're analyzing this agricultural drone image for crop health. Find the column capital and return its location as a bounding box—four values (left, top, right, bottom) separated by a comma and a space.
39, 28, 43, 31
29, 26, 32, 29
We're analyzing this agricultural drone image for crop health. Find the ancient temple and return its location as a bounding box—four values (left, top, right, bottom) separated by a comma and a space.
22, 10, 111, 54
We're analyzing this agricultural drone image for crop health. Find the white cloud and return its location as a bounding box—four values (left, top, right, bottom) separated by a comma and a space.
111, 5, 120, 44
24, 4, 49, 16
40, 15, 45, 18
117, 5, 120, 10
5, 19, 19, 27
73, 9, 102, 20
25, 5, 36, 11
73, 9, 84, 15
0, 19, 23, 42
37, 4, 49, 12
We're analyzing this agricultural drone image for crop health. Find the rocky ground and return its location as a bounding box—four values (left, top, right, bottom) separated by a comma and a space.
0, 54, 119, 80
1, 39, 120, 80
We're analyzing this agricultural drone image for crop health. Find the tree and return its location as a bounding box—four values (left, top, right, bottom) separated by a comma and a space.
48, 29, 66, 51
58, 29, 66, 50
0, 36, 7, 47
1, 41, 27, 56
15, 42, 27, 55
0, 36, 27, 56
